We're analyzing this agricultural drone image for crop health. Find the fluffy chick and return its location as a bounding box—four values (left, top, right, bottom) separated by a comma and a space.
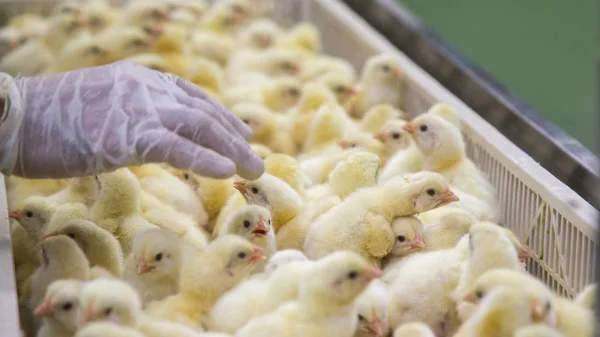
44, 219, 124, 278
393, 322, 435, 337
237, 251, 382, 337
238, 18, 282, 50
515, 325, 567, 337
300, 55, 357, 83
123, 228, 192, 305
75, 322, 146, 337
41, 33, 110, 74
575, 283, 596, 311
382, 216, 426, 267
35, 279, 83, 337
304, 172, 458, 267
46, 176, 98, 207
355, 280, 389, 337
349, 54, 404, 118
278, 22, 321, 54
263, 153, 307, 198
264, 249, 308, 276
328, 151, 380, 200
313, 72, 357, 106
361, 104, 405, 134
190, 31, 236, 66
220, 205, 275, 272
146, 235, 265, 329
422, 208, 477, 251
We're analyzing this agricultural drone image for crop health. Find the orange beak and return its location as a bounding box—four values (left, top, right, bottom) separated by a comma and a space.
251, 219, 269, 237
367, 313, 384, 337
462, 292, 477, 303
34, 299, 54, 317
373, 131, 386, 142
346, 87, 358, 96
233, 180, 248, 194
401, 123, 415, 134
530, 299, 545, 322
42, 231, 60, 240
410, 235, 426, 249
518, 261, 527, 270
391, 68, 403, 78
8, 210, 21, 220
364, 267, 383, 281
440, 189, 459, 204
249, 246, 266, 263
289, 64, 301, 75
80, 306, 94, 326
518, 247, 533, 260
338, 139, 350, 149
136, 258, 154, 276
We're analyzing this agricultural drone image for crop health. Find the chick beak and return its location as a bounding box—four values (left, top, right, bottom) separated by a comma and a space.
367, 314, 384, 337
233, 180, 249, 194
251, 219, 269, 237
401, 123, 415, 134
249, 246, 266, 263
80, 307, 94, 326
364, 267, 383, 281
34, 299, 54, 317
290, 64, 301, 75
530, 299, 545, 322
42, 231, 60, 240
518, 261, 527, 270
373, 131, 386, 143
410, 236, 426, 250
391, 68, 403, 78
338, 139, 350, 149
346, 87, 358, 96
150, 25, 165, 39
7, 37, 20, 49
8, 210, 21, 221
462, 292, 477, 304
518, 247, 533, 260
440, 189, 459, 204
136, 258, 153, 276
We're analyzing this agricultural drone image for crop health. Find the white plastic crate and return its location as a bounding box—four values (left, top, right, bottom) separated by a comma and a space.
0, 1, 597, 335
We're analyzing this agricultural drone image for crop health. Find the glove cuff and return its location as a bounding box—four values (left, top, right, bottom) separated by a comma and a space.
0, 73, 24, 176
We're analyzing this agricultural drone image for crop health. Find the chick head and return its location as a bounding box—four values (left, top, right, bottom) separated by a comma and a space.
361, 53, 403, 86
402, 114, 463, 159
47, 12, 88, 48
393, 171, 458, 213
373, 119, 412, 154
389, 216, 426, 257
231, 102, 274, 139
501, 227, 533, 261
51, 1, 84, 17
303, 251, 382, 304
265, 249, 308, 275
287, 22, 321, 54
362, 104, 405, 133
296, 82, 337, 114
83, 1, 120, 34
393, 322, 435, 337
44, 219, 101, 254
223, 205, 273, 242
130, 228, 183, 277
47, 202, 89, 233
233, 173, 302, 218
427, 103, 460, 129
240, 18, 281, 49
261, 77, 303, 111
34, 279, 83, 332
56, 34, 111, 69
328, 151, 380, 200
103, 26, 157, 61
80, 279, 142, 328
9, 195, 56, 237
75, 322, 145, 337
355, 279, 389, 337
264, 49, 304, 77
338, 133, 385, 157
39, 234, 87, 269
467, 222, 518, 259
315, 72, 356, 105
188, 57, 224, 93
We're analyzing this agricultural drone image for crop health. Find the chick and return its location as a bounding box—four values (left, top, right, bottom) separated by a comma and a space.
382, 216, 426, 267
190, 31, 236, 66
304, 172, 458, 266
393, 322, 435, 337
278, 22, 321, 54
187, 57, 225, 100
82, 0, 121, 34
228, 48, 305, 86
403, 113, 498, 219
300, 55, 357, 83
355, 280, 389, 337
75, 322, 146, 337
200, 0, 250, 34
328, 151, 380, 200
454, 287, 553, 337
123, 228, 193, 306
79, 279, 201, 337
46, 202, 90, 233
422, 208, 477, 251
361, 104, 405, 134
373, 120, 413, 156
249, 144, 273, 159
515, 325, 568, 337
237, 251, 382, 337
264, 249, 308, 275
90, 169, 157, 255
127, 52, 172, 72
46, 176, 98, 207
44, 219, 124, 278
263, 153, 307, 198
313, 72, 357, 107
220, 205, 275, 271
119, 1, 171, 27
146, 235, 265, 329
575, 283, 596, 311
261, 77, 304, 112
338, 133, 387, 161
96, 26, 158, 63
6, 176, 66, 209
349, 54, 404, 118
35, 279, 83, 337
427, 103, 461, 129
302, 103, 355, 154
238, 18, 282, 50
290, 82, 338, 151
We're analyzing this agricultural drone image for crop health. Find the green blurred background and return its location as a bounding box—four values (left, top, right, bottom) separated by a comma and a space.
399, 0, 595, 150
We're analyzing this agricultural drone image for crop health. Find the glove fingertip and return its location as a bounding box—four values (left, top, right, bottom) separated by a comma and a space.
236, 155, 265, 180
191, 157, 237, 179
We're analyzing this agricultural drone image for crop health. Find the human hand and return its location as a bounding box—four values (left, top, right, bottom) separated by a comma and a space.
0, 60, 264, 179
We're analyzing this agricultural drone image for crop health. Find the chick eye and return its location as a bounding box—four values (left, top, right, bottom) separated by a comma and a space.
238, 252, 247, 259
357, 314, 365, 321
242, 119, 250, 124
150, 9, 165, 19
25, 211, 34, 218
231, 4, 243, 13
335, 86, 346, 93
62, 302, 73, 311
475, 290, 483, 299
251, 187, 259, 194
392, 132, 401, 140
183, 173, 190, 180
223, 17, 234, 26
130, 39, 146, 47
155, 253, 163, 261
67, 233, 75, 239
103, 308, 112, 316
426, 189, 435, 196
397, 235, 406, 242
420, 125, 428, 132
381, 65, 390, 72
268, 219, 271, 225
243, 220, 250, 228
347, 271, 358, 279
544, 301, 552, 313
288, 88, 299, 96
349, 143, 357, 148
90, 17, 102, 28
87, 46, 102, 55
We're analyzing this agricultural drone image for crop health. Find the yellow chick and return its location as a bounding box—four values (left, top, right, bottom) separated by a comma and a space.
393, 322, 436, 337
238, 18, 282, 50
355, 279, 389, 337
403, 113, 498, 216
360, 104, 405, 134
42, 33, 111, 75
146, 235, 266, 329
96, 26, 159, 63
82, 0, 121, 34
264, 249, 309, 276
575, 283, 596, 311
263, 153, 307, 198
187, 57, 225, 100
304, 172, 458, 267
75, 322, 146, 337
123, 228, 193, 306
90, 169, 157, 255
327, 151, 381, 200
515, 324, 568, 337
261, 77, 304, 112
249, 144, 273, 159
220, 205, 275, 271
34, 279, 83, 337
46, 176, 98, 207
454, 287, 553, 337
190, 31, 236, 66
338, 133, 387, 162
422, 208, 477, 251
373, 119, 413, 158
301, 55, 357, 83
237, 251, 382, 337
119, 1, 171, 28
303, 103, 356, 154
382, 216, 426, 267
228, 48, 306, 87
199, 1, 249, 34
427, 102, 461, 129
46, 202, 89, 232
44, 219, 124, 278
348, 54, 404, 118
6, 176, 67, 209
312, 72, 358, 107
79, 278, 201, 337
278, 22, 321, 54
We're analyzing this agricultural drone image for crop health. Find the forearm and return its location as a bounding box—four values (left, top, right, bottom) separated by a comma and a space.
0, 73, 23, 176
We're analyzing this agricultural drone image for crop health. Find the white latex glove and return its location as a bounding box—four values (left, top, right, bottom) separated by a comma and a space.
0, 60, 264, 179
